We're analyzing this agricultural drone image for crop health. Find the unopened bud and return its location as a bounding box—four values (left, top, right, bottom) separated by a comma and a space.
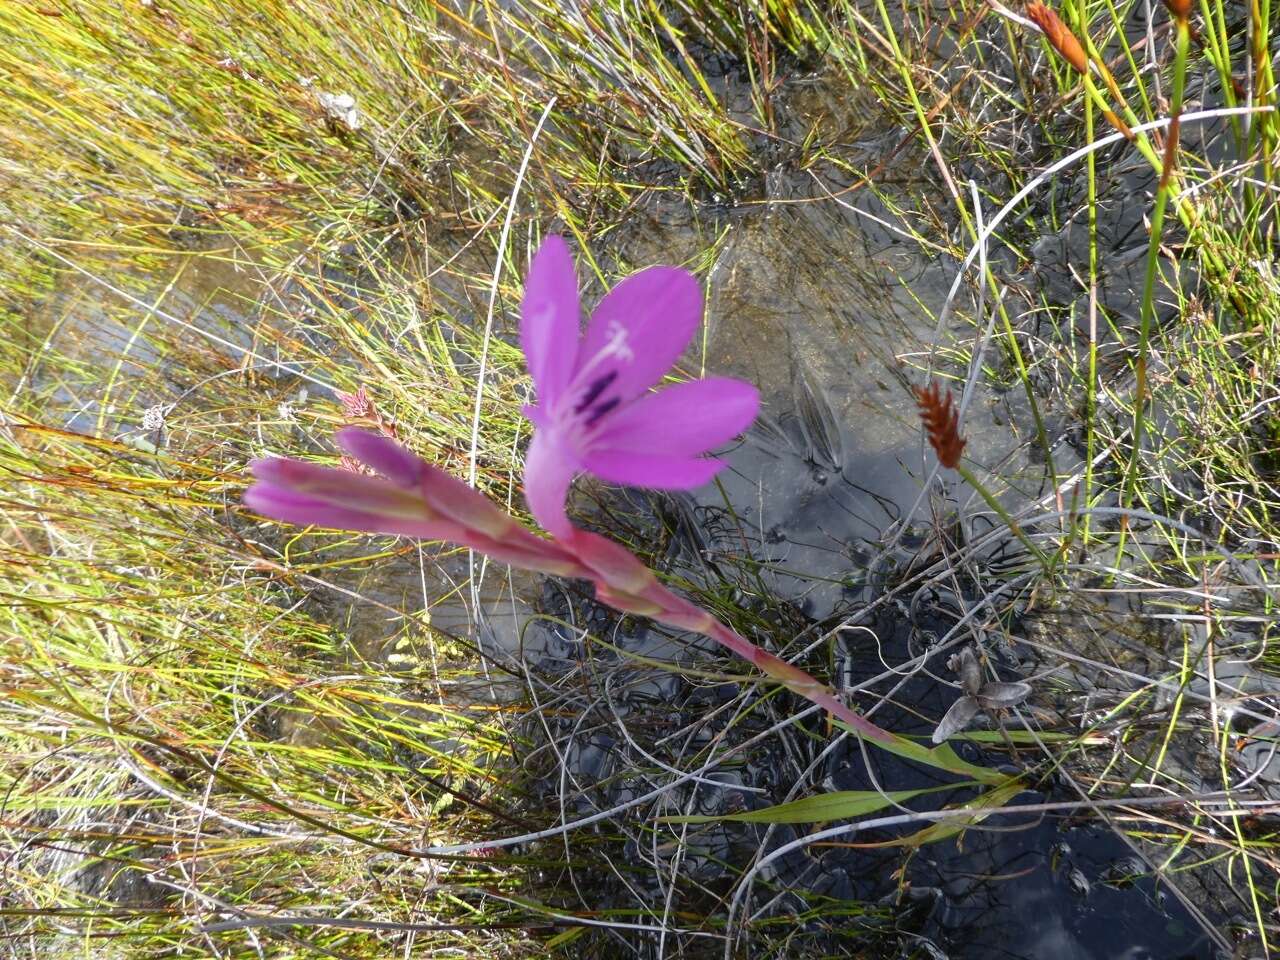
1026, 2, 1089, 75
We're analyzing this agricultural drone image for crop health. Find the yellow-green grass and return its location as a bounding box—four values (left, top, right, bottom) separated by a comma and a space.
2, 0, 1279, 955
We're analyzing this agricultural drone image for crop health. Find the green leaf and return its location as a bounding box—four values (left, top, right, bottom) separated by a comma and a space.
833, 721, 1008, 785
900, 779, 1026, 848
947, 729, 1093, 745
545, 927, 586, 949
660, 783, 970, 825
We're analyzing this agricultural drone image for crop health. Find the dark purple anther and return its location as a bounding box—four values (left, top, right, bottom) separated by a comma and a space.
573, 370, 619, 416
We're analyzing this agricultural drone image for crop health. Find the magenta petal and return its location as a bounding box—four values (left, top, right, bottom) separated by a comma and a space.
245, 484, 372, 529
248, 482, 580, 574
417, 462, 523, 540
520, 236, 581, 406
245, 483, 467, 541
335, 428, 424, 488
591, 378, 759, 456
334, 429, 517, 539
521, 403, 548, 428
250, 458, 427, 519
479, 532, 584, 576
522, 429, 578, 537
580, 265, 702, 400
581, 450, 725, 490
564, 527, 655, 594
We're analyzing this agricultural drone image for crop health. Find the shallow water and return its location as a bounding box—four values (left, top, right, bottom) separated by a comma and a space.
18, 248, 271, 437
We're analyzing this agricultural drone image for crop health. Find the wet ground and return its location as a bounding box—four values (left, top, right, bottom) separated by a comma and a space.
21, 62, 1255, 960
513, 155, 1238, 952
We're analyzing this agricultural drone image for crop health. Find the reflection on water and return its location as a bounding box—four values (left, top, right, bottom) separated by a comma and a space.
917, 816, 1213, 960
19, 249, 270, 436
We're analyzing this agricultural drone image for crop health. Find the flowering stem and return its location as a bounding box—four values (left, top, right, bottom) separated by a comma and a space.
704, 620, 896, 746
1115, 3, 1191, 567
640, 581, 1007, 784
955, 462, 1055, 572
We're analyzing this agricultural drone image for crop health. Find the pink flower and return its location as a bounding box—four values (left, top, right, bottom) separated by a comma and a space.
243, 429, 908, 752
239, 240, 937, 760
246, 428, 580, 575
519, 236, 759, 536
244, 431, 707, 631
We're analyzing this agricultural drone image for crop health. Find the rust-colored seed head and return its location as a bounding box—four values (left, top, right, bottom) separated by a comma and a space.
1025, 1, 1089, 75
1162, 0, 1191, 19
914, 382, 967, 469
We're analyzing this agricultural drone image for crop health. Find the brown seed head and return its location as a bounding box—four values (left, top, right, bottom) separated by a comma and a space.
1162, 0, 1191, 18
914, 381, 967, 470
1025, 1, 1089, 75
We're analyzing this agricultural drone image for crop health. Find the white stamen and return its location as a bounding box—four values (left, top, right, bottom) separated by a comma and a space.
602, 321, 633, 363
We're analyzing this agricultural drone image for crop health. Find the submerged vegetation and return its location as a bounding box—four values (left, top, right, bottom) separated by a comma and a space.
2, 0, 1278, 957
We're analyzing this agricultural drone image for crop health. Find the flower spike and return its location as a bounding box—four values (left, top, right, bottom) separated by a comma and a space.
914, 381, 967, 469
1025, 2, 1088, 75
242, 431, 928, 757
